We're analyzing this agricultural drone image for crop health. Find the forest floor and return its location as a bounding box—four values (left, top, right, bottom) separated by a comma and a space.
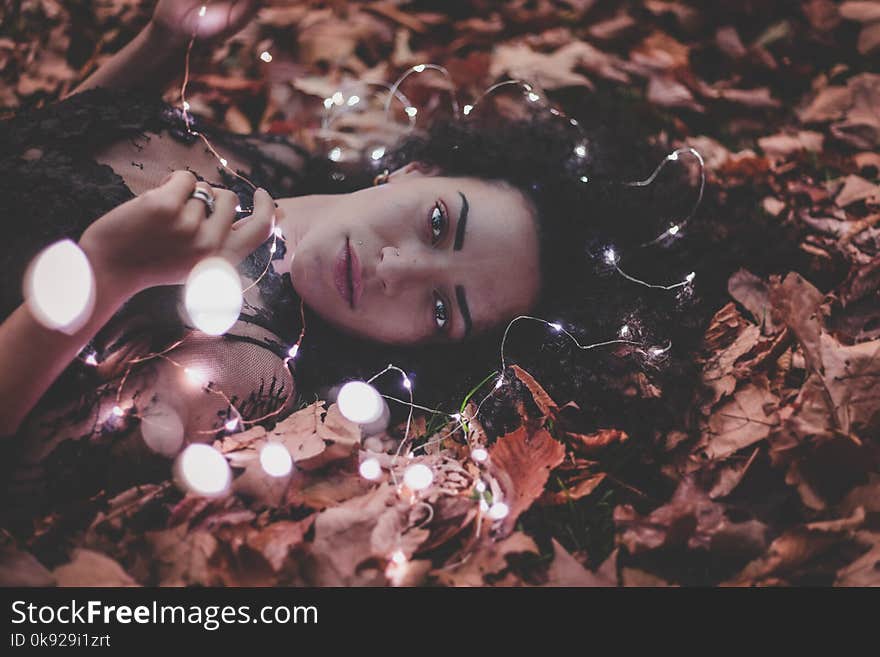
1, 0, 879, 586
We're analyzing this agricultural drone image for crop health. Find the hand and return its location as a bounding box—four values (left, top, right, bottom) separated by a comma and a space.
79, 171, 276, 298
149, 0, 261, 47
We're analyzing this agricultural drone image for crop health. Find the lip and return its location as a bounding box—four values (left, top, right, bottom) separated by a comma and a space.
333, 238, 363, 309
348, 240, 363, 308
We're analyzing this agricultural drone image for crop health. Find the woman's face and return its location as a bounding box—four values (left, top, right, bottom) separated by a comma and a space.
285, 167, 542, 345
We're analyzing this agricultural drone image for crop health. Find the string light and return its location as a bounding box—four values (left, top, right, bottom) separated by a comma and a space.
140, 402, 185, 457
487, 502, 509, 520
260, 442, 293, 477
390, 550, 407, 565
471, 448, 488, 463
183, 257, 243, 336
224, 417, 239, 432
176, 443, 231, 497
24, 239, 95, 334
359, 457, 382, 480
475, 480, 487, 493
198, 5, 207, 18
259, 51, 273, 63
83, 352, 98, 366
112, 405, 125, 417
403, 463, 433, 491
337, 381, 384, 424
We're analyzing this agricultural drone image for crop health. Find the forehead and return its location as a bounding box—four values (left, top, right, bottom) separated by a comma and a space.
430, 176, 542, 336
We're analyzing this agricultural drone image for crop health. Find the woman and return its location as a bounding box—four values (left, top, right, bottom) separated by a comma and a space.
0, 1, 731, 522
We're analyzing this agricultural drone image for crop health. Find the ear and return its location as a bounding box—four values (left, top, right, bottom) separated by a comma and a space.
387, 161, 442, 181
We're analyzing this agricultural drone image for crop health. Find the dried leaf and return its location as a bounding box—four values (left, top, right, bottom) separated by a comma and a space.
488, 425, 566, 535
53, 549, 139, 587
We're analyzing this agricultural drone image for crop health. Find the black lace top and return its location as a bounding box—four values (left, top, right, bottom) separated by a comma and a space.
0, 87, 310, 523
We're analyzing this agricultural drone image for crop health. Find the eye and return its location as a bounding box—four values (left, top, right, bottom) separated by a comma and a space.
429, 200, 448, 245
433, 293, 449, 331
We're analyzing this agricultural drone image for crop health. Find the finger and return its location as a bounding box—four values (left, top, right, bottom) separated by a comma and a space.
222, 188, 276, 264
179, 181, 213, 234
157, 170, 198, 206
198, 187, 238, 249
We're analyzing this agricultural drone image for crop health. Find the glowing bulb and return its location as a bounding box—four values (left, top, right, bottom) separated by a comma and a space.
269, 242, 277, 254
686, 271, 696, 283
603, 247, 618, 265
225, 417, 239, 432
272, 225, 284, 239
403, 463, 433, 491
475, 480, 487, 493
494, 377, 504, 390
84, 353, 98, 366
259, 51, 273, 63
346, 95, 360, 106
391, 549, 407, 564
184, 367, 206, 385
219, 158, 228, 167
487, 502, 509, 520
332, 91, 344, 106
574, 144, 587, 158
323, 98, 333, 109
479, 499, 489, 512
198, 5, 207, 17
569, 118, 579, 126
402, 377, 412, 390
141, 402, 185, 457
668, 224, 680, 236
370, 146, 386, 161
183, 101, 190, 111
412, 64, 426, 73
550, 322, 562, 332
184, 257, 243, 336
260, 442, 293, 477
580, 175, 589, 183
527, 92, 540, 102
235, 204, 242, 212
112, 405, 125, 417
619, 324, 631, 337
451, 412, 461, 422
328, 147, 342, 162
463, 104, 473, 115
668, 151, 679, 161
359, 457, 382, 481
287, 343, 299, 359
177, 444, 230, 497
404, 106, 418, 118
25, 239, 95, 334
471, 448, 488, 463
337, 381, 384, 424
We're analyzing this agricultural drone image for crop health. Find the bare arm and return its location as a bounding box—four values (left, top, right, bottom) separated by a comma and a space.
0, 262, 131, 434
69, 22, 185, 97
0, 173, 276, 435
68, 1, 261, 98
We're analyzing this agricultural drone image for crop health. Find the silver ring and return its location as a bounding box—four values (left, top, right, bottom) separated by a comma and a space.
191, 188, 215, 216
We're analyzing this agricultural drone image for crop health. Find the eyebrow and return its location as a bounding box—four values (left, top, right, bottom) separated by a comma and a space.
456, 284, 472, 340
454, 191, 468, 251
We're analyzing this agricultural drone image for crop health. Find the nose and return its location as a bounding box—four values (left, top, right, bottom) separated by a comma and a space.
377, 246, 436, 295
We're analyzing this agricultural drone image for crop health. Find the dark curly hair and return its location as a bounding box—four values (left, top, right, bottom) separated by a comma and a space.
269, 88, 799, 442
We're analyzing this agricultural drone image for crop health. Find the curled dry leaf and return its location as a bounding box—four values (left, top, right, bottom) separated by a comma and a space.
432, 532, 539, 587
53, 549, 138, 587
488, 425, 566, 536
0, 546, 55, 586
543, 538, 616, 586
